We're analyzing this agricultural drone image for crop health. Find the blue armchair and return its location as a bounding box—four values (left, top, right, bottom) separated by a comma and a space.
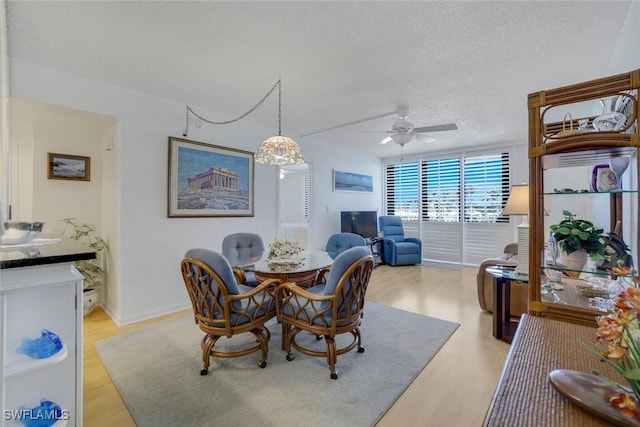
378, 215, 422, 266
325, 232, 367, 259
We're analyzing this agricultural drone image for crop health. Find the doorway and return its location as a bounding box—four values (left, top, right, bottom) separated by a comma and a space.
278, 163, 311, 251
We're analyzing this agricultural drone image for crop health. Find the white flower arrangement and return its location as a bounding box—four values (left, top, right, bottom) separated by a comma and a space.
266, 238, 304, 260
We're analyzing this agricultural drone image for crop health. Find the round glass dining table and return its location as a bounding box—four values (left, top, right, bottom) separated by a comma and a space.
250, 251, 334, 288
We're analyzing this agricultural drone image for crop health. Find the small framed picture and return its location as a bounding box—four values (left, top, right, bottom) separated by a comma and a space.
590, 164, 617, 192
47, 153, 91, 182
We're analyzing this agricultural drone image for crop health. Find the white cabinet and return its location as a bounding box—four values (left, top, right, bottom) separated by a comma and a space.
1, 240, 93, 427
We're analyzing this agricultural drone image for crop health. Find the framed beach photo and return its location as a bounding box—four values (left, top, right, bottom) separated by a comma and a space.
333, 170, 373, 193
47, 153, 91, 181
168, 137, 254, 217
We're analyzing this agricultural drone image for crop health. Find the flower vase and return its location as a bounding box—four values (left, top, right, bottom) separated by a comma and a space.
560, 249, 588, 277
609, 156, 630, 191
593, 97, 626, 132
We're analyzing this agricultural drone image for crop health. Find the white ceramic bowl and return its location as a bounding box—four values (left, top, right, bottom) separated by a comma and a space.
0, 221, 45, 245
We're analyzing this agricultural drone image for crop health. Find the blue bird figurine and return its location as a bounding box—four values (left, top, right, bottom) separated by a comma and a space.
16, 329, 63, 359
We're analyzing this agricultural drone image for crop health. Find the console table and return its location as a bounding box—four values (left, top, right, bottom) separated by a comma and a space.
484, 315, 628, 426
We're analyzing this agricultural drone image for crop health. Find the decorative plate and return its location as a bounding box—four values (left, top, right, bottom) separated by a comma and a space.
549, 369, 640, 426
615, 91, 638, 134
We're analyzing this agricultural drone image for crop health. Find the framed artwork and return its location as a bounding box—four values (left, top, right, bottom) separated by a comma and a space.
47, 153, 91, 181
333, 170, 373, 193
168, 137, 254, 217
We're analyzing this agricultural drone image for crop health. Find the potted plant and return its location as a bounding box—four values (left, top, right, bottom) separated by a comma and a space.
59, 218, 108, 316
549, 210, 605, 272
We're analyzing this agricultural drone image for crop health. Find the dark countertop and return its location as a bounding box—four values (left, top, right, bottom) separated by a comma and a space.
0, 236, 96, 269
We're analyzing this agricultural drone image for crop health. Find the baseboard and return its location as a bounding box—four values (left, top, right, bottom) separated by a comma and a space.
101, 302, 191, 327
423, 260, 464, 270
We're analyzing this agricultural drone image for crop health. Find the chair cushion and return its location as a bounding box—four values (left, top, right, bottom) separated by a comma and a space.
185, 248, 239, 295
394, 241, 420, 255
222, 233, 265, 265
325, 233, 367, 259
323, 246, 371, 296
379, 216, 405, 241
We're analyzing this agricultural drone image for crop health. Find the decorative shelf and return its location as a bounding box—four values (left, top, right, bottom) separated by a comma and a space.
4, 345, 68, 379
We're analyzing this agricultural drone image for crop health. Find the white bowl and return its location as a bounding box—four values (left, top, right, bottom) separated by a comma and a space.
0, 221, 45, 245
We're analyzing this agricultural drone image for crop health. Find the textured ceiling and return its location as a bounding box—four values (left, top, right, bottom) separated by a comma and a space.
5, 1, 634, 158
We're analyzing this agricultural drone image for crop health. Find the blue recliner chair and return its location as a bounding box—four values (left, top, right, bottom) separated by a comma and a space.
325, 232, 367, 259
378, 216, 422, 266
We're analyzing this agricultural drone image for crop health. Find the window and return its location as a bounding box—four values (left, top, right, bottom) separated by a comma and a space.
463, 153, 510, 223
421, 157, 461, 222
385, 153, 510, 223
384, 150, 513, 267
385, 162, 419, 220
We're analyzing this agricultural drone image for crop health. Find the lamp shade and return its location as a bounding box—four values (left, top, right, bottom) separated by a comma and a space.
255, 135, 304, 165
502, 184, 529, 216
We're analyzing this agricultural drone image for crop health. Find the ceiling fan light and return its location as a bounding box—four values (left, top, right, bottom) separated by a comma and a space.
391, 133, 414, 145
255, 135, 304, 165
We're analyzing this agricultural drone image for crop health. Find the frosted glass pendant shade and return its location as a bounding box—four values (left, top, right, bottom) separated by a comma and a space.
255, 135, 304, 165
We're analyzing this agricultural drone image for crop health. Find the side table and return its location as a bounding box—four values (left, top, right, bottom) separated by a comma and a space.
367, 237, 384, 267
486, 265, 528, 343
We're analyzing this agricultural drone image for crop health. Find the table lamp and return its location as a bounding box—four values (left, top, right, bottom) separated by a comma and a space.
502, 184, 529, 276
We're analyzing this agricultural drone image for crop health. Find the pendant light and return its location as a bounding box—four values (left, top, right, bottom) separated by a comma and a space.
183, 78, 304, 166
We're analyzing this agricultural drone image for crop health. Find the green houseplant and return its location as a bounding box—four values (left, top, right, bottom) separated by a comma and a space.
549, 210, 606, 258
59, 218, 108, 315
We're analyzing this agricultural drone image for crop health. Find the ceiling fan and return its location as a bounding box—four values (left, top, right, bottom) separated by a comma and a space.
375, 108, 457, 146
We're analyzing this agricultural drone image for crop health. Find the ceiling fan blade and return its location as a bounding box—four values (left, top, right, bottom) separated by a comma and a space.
413, 123, 458, 133
379, 136, 393, 145
300, 110, 397, 137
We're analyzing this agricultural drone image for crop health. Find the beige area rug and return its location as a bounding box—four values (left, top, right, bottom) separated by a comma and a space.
95, 302, 458, 427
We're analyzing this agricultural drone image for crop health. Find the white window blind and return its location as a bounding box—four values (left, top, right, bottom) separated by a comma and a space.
385, 162, 420, 220
421, 157, 461, 222
463, 153, 510, 223
303, 173, 310, 220
384, 149, 514, 267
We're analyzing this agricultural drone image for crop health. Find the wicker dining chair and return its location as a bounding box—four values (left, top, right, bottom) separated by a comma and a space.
180, 248, 279, 375
222, 232, 265, 286
275, 246, 374, 379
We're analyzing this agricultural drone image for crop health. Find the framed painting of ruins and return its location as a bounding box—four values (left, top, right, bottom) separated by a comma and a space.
168, 137, 254, 217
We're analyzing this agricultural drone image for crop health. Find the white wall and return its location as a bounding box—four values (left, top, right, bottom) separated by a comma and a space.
10, 58, 382, 325
11, 98, 116, 232
607, 1, 640, 76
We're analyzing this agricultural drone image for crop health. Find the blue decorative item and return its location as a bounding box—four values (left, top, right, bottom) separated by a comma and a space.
16, 329, 63, 359
17, 399, 64, 427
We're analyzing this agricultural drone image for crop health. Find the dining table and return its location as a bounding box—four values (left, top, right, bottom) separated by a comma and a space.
249, 250, 334, 288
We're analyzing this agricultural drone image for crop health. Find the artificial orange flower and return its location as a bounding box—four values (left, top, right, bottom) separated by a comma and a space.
606, 343, 627, 360
623, 288, 640, 313
612, 266, 635, 276
610, 393, 638, 418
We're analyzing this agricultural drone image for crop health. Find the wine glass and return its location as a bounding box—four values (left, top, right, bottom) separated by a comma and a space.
609, 156, 630, 190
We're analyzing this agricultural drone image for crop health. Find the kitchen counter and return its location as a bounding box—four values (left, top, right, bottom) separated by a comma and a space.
0, 236, 95, 269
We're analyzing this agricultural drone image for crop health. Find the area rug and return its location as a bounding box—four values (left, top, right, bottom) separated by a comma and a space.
95, 302, 458, 427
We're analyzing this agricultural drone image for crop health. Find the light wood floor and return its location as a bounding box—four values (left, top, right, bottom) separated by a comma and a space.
83, 264, 510, 426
